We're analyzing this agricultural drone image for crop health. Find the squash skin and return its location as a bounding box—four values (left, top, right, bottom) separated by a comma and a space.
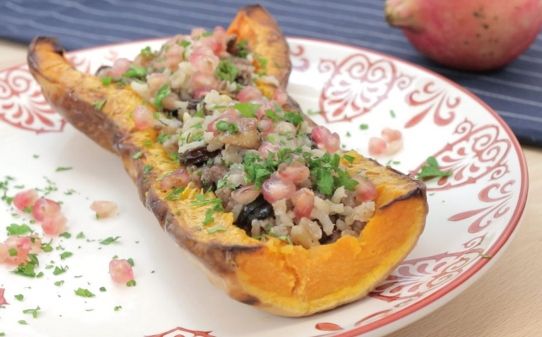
27, 5, 427, 317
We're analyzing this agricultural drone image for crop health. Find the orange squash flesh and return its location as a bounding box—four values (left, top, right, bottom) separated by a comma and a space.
27, 5, 427, 317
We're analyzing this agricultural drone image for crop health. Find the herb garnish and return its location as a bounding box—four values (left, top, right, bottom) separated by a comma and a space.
74, 288, 95, 298
55, 166, 73, 172
154, 84, 171, 111
13, 254, 39, 278
234, 102, 260, 118
22, 306, 41, 319
236, 39, 249, 58
165, 187, 185, 201
123, 65, 147, 79
93, 99, 106, 111
132, 151, 143, 160
417, 156, 452, 180
216, 120, 239, 134
60, 251, 73, 260
101, 76, 112, 86
6, 223, 32, 236
140, 46, 154, 58
215, 59, 238, 82
99, 236, 120, 245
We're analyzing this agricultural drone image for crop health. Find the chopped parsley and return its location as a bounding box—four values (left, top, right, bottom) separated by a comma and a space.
215, 59, 238, 82
390, 110, 396, 118
165, 187, 185, 201
265, 109, 281, 122
99, 236, 120, 245
255, 55, 268, 75
304, 153, 358, 196
126, 280, 137, 287
22, 306, 41, 319
216, 120, 239, 134
343, 154, 355, 163
54, 280, 64, 287
93, 99, 106, 111
154, 84, 171, 111
99, 287, 107, 292
8, 248, 17, 256
60, 251, 73, 260
74, 288, 95, 298
123, 65, 147, 79
234, 102, 260, 118
41, 241, 53, 252
53, 265, 68, 275
15, 294, 24, 301
283, 111, 303, 126
101, 76, 112, 86
191, 194, 223, 226
127, 258, 135, 266
143, 165, 153, 175
55, 166, 73, 172
236, 39, 249, 58
140, 46, 154, 58
157, 132, 170, 144
359, 123, 369, 130
18, 320, 28, 325
114, 305, 122, 311
132, 151, 143, 160
179, 40, 191, 48
59, 232, 71, 239
13, 254, 39, 278
417, 156, 452, 180
76, 232, 86, 239
6, 223, 32, 236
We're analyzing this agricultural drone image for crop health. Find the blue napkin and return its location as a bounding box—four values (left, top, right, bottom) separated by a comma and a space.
1, 0, 541, 145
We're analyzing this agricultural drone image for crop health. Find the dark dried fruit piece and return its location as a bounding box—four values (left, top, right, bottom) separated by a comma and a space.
236, 195, 274, 233
180, 146, 221, 167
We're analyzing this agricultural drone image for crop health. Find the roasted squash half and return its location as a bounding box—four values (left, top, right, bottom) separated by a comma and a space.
27, 5, 427, 317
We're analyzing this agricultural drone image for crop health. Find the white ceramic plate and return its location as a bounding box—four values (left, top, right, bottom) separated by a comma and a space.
0, 37, 528, 337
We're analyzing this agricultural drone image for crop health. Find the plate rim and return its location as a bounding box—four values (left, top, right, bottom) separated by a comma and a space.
0, 35, 529, 337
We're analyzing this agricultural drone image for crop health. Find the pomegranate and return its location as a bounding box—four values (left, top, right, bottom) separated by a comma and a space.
385, 0, 542, 70
109, 258, 135, 285
90, 201, 118, 219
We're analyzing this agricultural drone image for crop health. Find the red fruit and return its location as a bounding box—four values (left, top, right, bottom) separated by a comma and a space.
41, 213, 67, 236
109, 259, 135, 284
291, 188, 315, 220
237, 85, 262, 102
231, 185, 260, 205
262, 175, 296, 204
32, 198, 60, 222
278, 162, 311, 185
386, 0, 542, 70
160, 168, 191, 190
381, 128, 402, 143
133, 105, 154, 130
90, 201, 118, 219
13, 189, 38, 212
355, 177, 378, 202
0, 236, 35, 265
368, 137, 387, 156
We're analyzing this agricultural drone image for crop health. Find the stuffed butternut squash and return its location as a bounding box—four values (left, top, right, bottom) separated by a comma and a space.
27, 5, 427, 317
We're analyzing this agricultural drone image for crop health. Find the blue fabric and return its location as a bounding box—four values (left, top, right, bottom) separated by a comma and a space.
1, 0, 541, 145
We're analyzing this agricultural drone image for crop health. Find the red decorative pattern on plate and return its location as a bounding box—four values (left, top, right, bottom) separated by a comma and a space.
146, 326, 215, 337
404, 80, 461, 128
0, 288, 7, 305
290, 44, 309, 72
449, 180, 515, 233
369, 248, 484, 303
318, 53, 412, 123
0, 65, 65, 133
416, 119, 511, 191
